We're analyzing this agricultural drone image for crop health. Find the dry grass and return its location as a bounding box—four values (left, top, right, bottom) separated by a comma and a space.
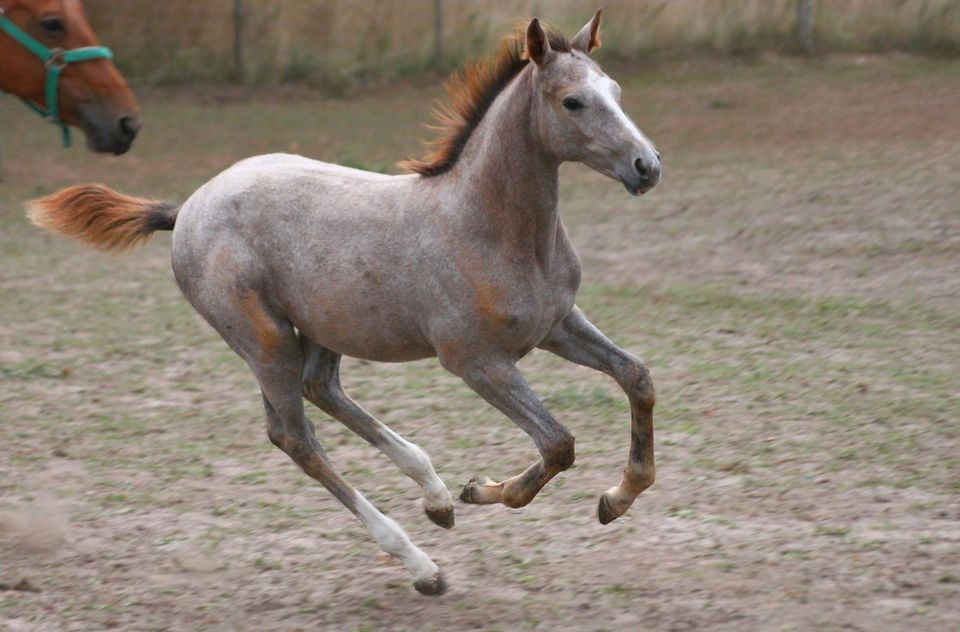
82, 0, 960, 84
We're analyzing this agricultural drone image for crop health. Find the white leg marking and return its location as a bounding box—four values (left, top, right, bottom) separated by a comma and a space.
379, 431, 453, 512
352, 493, 439, 583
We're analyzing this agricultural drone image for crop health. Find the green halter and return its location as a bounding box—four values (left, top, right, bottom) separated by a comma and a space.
0, 6, 113, 147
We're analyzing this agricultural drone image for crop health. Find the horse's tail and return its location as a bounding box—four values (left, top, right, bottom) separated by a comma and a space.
27, 184, 179, 253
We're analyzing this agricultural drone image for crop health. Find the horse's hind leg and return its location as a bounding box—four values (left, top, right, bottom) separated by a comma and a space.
260, 392, 444, 595
193, 289, 445, 595
299, 336, 455, 528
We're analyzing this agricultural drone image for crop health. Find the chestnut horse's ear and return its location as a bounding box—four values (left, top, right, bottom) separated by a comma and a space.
525, 18, 554, 67
571, 9, 603, 54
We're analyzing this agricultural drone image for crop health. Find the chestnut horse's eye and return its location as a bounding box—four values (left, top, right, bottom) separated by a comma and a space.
40, 16, 66, 34
562, 97, 584, 111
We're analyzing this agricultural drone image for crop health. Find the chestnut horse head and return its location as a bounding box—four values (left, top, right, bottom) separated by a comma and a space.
0, 0, 140, 154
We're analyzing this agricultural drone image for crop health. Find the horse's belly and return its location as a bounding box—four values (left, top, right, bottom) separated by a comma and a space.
290, 296, 436, 363
307, 331, 435, 363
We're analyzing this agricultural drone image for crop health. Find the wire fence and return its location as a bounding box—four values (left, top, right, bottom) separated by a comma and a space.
82, 0, 960, 84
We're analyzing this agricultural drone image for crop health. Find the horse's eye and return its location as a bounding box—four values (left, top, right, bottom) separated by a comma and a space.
40, 16, 66, 34
562, 97, 584, 112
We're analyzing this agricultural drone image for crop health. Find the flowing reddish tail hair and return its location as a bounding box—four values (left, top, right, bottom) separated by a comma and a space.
27, 184, 178, 253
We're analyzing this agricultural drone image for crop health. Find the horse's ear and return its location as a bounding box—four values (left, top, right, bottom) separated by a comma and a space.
571, 9, 603, 54
525, 18, 554, 67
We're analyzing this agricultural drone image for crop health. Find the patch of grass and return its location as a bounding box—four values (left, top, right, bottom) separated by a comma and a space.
233, 471, 270, 485
253, 556, 283, 571
703, 515, 739, 527
814, 524, 851, 537
541, 384, 624, 412
0, 360, 70, 380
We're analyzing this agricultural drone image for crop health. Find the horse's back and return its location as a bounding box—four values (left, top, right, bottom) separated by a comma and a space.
229, 153, 398, 183
173, 153, 413, 251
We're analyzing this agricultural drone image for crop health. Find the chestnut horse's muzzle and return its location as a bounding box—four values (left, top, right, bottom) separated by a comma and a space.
77, 103, 141, 155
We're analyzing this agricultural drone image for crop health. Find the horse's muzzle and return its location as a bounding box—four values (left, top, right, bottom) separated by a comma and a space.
78, 103, 141, 155
618, 155, 660, 196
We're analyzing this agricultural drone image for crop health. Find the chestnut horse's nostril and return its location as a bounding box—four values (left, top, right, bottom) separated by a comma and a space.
117, 116, 141, 141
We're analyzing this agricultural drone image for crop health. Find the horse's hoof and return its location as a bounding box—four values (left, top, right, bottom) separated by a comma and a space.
425, 505, 455, 529
459, 475, 498, 504
414, 573, 447, 597
598, 490, 627, 525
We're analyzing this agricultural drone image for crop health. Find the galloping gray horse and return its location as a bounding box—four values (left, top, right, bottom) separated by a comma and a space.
29, 12, 661, 595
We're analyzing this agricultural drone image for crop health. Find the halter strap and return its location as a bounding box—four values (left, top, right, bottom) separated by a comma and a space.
0, 6, 113, 147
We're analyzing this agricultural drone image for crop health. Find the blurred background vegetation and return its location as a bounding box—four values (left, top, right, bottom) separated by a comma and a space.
84, 0, 960, 88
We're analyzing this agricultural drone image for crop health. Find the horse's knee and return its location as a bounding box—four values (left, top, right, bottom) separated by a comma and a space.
286, 439, 323, 474
621, 357, 655, 410
267, 423, 286, 450
544, 432, 576, 472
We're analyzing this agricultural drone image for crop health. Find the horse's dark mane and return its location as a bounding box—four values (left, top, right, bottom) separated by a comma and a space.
400, 25, 569, 178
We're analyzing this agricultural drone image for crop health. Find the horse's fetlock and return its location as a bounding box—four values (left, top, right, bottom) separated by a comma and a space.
501, 493, 532, 509
629, 465, 656, 493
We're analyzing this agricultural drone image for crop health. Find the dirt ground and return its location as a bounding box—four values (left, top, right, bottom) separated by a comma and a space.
1, 55, 958, 631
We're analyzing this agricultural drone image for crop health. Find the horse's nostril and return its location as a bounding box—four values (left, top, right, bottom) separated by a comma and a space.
634, 158, 651, 182
117, 116, 141, 140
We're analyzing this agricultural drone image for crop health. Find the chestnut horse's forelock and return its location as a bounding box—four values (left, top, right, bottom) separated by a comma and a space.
400, 25, 569, 177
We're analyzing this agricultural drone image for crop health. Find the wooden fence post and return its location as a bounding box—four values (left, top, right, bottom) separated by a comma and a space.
233, 0, 246, 82
798, 0, 814, 54
433, 0, 444, 68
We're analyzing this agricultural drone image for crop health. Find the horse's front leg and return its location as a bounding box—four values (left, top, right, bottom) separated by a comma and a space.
539, 306, 656, 524
442, 356, 575, 509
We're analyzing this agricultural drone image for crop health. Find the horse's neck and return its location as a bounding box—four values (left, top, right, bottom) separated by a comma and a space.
445, 67, 562, 265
